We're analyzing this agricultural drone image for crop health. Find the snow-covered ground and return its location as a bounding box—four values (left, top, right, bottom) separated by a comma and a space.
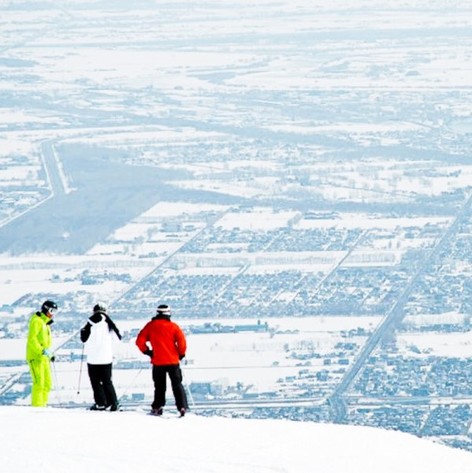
1, 406, 472, 473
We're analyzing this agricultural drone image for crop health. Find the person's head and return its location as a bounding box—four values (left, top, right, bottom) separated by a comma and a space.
93, 302, 107, 315
156, 304, 171, 318
41, 300, 58, 318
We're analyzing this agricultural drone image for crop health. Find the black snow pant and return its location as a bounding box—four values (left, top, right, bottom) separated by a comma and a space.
87, 363, 118, 407
151, 364, 188, 411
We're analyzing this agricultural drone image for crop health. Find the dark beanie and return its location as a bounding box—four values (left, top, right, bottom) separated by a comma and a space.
156, 304, 171, 316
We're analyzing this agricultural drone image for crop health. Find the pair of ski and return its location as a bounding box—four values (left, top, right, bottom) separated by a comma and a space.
86, 405, 186, 417
149, 407, 186, 418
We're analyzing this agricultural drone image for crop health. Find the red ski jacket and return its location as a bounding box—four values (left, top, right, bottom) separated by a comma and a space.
136, 317, 186, 366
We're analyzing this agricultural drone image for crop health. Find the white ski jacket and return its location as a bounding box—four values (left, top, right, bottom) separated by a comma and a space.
83, 314, 119, 365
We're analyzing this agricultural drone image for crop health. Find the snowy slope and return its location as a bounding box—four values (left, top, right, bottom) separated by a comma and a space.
1, 407, 472, 472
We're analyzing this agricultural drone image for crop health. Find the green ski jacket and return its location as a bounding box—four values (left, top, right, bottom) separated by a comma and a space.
26, 313, 52, 361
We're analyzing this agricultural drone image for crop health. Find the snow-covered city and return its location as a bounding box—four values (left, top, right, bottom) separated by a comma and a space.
1, 0, 472, 470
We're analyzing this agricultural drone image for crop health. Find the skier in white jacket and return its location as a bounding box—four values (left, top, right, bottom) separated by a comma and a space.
80, 303, 121, 411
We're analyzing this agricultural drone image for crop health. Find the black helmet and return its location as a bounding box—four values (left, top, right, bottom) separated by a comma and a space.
93, 302, 107, 314
41, 300, 58, 314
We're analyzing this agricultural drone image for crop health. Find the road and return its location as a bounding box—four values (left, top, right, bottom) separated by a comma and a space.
40, 141, 67, 198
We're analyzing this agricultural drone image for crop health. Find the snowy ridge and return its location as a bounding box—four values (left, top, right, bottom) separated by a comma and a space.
1, 406, 472, 472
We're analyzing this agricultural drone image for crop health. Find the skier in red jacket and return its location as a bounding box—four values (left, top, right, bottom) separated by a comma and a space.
136, 304, 188, 416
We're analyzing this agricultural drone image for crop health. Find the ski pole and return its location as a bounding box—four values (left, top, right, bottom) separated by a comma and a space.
51, 360, 62, 408
181, 362, 195, 409
77, 344, 84, 395
118, 365, 144, 407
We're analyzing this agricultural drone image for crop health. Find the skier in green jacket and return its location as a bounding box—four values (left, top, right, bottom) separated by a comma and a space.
26, 300, 58, 407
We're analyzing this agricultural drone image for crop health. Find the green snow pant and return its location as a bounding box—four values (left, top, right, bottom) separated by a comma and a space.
28, 356, 52, 407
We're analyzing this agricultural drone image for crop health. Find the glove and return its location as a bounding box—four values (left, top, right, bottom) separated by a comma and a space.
179, 354, 185, 361
144, 349, 153, 358
43, 349, 55, 362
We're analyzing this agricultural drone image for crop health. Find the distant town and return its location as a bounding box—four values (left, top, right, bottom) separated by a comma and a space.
1, 0, 471, 455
